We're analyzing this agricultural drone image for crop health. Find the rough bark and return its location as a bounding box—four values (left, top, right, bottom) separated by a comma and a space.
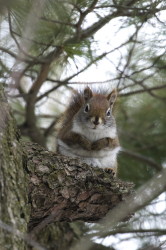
0, 85, 29, 249
24, 143, 134, 235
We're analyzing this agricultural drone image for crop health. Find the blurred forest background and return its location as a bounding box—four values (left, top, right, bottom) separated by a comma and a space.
0, 0, 166, 249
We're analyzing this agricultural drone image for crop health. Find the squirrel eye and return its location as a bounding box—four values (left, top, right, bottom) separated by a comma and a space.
84, 104, 90, 113
106, 108, 111, 117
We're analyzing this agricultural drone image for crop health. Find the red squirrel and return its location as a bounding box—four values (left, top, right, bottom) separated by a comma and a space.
57, 87, 120, 175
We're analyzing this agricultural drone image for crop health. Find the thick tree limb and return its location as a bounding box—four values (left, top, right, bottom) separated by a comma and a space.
25, 47, 63, 147
24, 143, 134, 234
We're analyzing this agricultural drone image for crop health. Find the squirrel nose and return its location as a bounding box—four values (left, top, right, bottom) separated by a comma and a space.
91, 117, 101, 125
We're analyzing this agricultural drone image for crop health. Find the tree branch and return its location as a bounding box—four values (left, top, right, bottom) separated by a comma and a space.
120, 84, 166, 97
67, 1, 164, 43
24, 143, 134, 235
89, 228, 166, 237
36, 37, 134, 103
0, 46, 32, 63
25, 47, 63, 146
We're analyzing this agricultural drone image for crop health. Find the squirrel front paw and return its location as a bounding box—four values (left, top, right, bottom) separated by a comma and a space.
81, 138, 92, 150
91, 138, 108, 150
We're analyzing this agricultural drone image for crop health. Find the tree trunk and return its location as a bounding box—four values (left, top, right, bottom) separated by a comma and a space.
0, 85, 29, 249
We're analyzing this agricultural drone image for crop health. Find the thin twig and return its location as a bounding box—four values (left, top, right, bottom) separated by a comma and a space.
120, 84, 166, 97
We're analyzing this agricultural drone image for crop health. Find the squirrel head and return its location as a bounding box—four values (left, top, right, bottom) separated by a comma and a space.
75, 87, 117, 130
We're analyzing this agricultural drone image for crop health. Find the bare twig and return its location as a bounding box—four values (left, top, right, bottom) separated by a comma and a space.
120, 84, 166, 97
89, 228, 166, 237
75, 0, 98, 39
36, 36, 135, 102
8, 11, 37, 60
0, 46, 32, 63
117, 23, 143, 88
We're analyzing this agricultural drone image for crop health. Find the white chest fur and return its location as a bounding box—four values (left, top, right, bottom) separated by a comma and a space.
72, 122, 117, 141
58, 139, 120, 169
58, 122, 120, 169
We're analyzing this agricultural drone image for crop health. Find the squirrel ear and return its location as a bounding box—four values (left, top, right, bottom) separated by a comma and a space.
107, 89, 117, 106
84, 87, 93, 101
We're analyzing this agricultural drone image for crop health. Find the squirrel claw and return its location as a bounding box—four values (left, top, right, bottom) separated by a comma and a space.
104, 168, 116, 177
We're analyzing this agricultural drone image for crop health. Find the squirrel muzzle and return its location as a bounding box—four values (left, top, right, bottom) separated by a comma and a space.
91, 116, 103, 126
